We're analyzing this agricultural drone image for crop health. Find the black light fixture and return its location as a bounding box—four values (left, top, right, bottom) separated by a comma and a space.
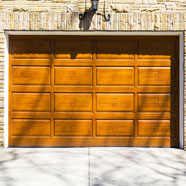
79, 0, 111, 21
91, 0, 99, 12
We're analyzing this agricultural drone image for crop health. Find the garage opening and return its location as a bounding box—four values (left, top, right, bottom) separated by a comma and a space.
9, 36, 179, 147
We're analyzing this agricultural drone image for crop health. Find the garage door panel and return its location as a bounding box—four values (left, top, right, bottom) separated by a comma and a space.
54, 120, 92, 136
52, 60, 94, 66
12, 93, 50, 112
9, 137, 172, 147
11, 112, 51, 118
137, 60, 171, 67
11, 39, 50, 59
138, 94, 171, 112
54, 93, 93, 112
138, 39, 174, 59
53, 112, 93, 119
138, 120, 171, 137
95, 113, 135, 119
53, 86, 93, 92
96, 40, 135, 59
54, 40, 92, 59
96, 94, 134, 112
12, 119, 50, 136
11, 59, 51, 66
95, 61, 135, 66
96, 120, 134, 136
12, 66, 50, 85
137, 113, 174, 120
96, 67, 134, 86
95, 87, 135, 92
12, 86, 51, 92
9, 36, 179, 147
137, 86, 170, 93
54, 67, 92, 85
138, 67, 170, 86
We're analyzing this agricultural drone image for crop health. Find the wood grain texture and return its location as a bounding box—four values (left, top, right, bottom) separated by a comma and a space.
12, 93, 50, 112
54, 39, 92, 59
12, 119, 50, 136
54, 93, 93, 112
97, 94, 134, 112
9, 36, 179, 147
96, 120, 134, 136
12, 66, 50, 85
138, 120, 171, 137
96, 67, 134, 85
138, 94, 171, 112
54, 120, 92, 136
12, 39, 50, 58
54, 67, 92, 85
138, 67, 170, 86
138, 38, 174, 59
96, 39, 135, 59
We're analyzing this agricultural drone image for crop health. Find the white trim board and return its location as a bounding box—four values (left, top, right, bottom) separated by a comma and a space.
5, 31, 183, 36
4, 31, 184, 149
4, 32, 9, 148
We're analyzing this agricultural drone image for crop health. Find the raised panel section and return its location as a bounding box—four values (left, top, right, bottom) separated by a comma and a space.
138, 120, 171, 136
11, 39, 50, 58
55, 93, 92, 112
54, 67, 92, 85
12, 119, 50, 136
54, 120, 92, 136
96, 120, 134, 136
12, 93, 50, 112
96, 40, 134, 59
138, 67, 170, 86
138, 39, 174, 59
97, 94, 134, 112
54, 39, 92, 59
96, 67, 134, 86
9, 36, 179, 147
12, 66, 50, 85
138, 94, 170, 112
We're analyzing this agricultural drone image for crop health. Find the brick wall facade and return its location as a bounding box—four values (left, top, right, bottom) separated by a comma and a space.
0, 0, 185, 149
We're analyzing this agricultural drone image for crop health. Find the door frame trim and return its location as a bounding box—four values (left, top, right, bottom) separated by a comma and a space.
4, 31, 184, 149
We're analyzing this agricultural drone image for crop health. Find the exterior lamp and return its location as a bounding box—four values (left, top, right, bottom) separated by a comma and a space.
79, 0, 111, 22
91, 0, 99, 12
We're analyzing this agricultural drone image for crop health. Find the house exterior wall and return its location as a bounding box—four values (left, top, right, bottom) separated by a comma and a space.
0, 0, 185, 149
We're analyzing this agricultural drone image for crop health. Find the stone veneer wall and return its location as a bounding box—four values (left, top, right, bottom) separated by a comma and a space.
0, 0, 185, 149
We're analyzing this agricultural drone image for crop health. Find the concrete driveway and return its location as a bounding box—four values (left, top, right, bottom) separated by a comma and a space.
0, 148, 186, 186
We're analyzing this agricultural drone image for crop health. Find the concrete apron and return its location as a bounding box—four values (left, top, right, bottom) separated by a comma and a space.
0, 148, 186, 186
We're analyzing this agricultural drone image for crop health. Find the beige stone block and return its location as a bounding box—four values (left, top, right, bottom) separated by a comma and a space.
112, 0, 134, 3
67, 5, 79, 13
135, 0, 143, 3
131, 5, 165, 12
143, 0, 157, 4
30, 8, 50, 12
54, 0, 71, 2
13, 7, 29, 12
165, 2, 176, 10
111, 4, 130, 13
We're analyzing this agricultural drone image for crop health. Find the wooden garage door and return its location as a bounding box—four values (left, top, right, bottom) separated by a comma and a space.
9, 36, 179, 147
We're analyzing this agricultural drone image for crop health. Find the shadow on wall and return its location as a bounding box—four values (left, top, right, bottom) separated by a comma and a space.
79, 8, 95, 31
